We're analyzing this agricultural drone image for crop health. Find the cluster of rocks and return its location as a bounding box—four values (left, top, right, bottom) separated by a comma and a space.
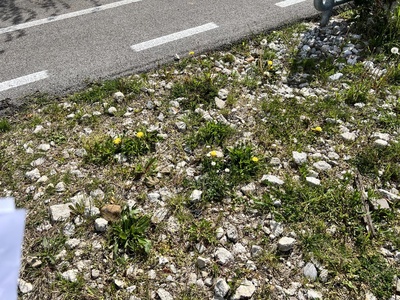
6, 15, 399, 300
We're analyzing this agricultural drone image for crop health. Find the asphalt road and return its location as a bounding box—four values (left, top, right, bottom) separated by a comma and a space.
0, 0, 317, 102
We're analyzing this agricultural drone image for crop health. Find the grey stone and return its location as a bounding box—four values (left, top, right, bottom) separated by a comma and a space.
226, 225, 239, 242
175, 121, 187, 131
113, 91, 125, 102
55, 182, 66, 192
215, 247, 234, 265
241, 182, 256, 195
84, 206, 100, 217
365, 291, 377, 300
108, 107, 117, 115
189, 189, 202, 203
197, 256, 210, 269
270, 220, 284, 237
37, 144, 51, 151
215, 97, 226, 109
157, 288, 173, 300
49, 203, 72, 222
231, 279, 256, 300
18, 279, 33, 294
306, 177, 320, 186
147, 192, 161, 202
214, 278, 230, 298
374, 139, 388, 147
278, 237, 296, 252
307, 289, 322, 299
312, 161, 332, 171
216, 227, 225, 239
25, 168, 41, 181
371, 198, 390, 210
94, 218, 108, 232
90, 189, 105, 200
151, 207, 169, 224
31, 157, 45, 167
341, 131, 357, 141
303, 262, 318, 281
65, 238, 80, 249
251, 245, 263, 257
292, 151, 307, 165
91, 269, 100, 279
329, 72, 343, 81
261, 174, 284, 185
61, 269, 78, 282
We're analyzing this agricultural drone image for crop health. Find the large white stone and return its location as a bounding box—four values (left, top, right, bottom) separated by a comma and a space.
18, 279, 33, 294
277, 237, 296, 252
313, 161, 332, 171
214, 278, 230, 298
231, 279, 256, 300
49, 203, 72, 222
94, 218, 108, 232
292, 151, 308, 165
261, 174, 284, 185
215, 247, 234, 265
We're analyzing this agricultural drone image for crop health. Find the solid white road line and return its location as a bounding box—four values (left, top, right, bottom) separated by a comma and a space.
131, 22, 219, 52
275, 0, 306, 7
0, 0, 142, 35
0, 71, 49, 92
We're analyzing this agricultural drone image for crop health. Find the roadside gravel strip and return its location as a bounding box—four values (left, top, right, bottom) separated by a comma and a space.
1, 15, 400, 300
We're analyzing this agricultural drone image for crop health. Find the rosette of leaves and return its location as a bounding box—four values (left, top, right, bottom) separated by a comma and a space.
110, 208, 151, 256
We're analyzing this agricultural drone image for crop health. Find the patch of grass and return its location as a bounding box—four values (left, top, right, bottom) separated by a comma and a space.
170, 72, 221, 109
226, 144, 262, 185
0, 118, 11, 132
84, 130, 160, 165
186, 121, 235, 148
354, 142, 400, 183
68, 76, 145, 103
109, 207, 152, 257
186, 218, 217, 246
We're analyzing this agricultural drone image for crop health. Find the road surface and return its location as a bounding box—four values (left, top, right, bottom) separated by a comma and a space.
0, 0, 316, 102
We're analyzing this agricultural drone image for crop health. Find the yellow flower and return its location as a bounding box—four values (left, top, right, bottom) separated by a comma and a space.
251, 156, 259, 162
136, 131, 144, 138
113, 137, 122, 145
312, 126, 322, 132
267, 60, 273, 69
189, 51, 195, 55
210, 150, 217, 157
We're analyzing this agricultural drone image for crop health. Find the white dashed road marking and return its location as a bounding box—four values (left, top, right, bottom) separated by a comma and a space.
131, 22, 219, 52
0, 0, 142, 35
0, 71, 49, 92
275, 0, 306, 7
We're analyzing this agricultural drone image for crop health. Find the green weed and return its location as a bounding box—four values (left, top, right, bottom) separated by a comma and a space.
84, 130, 160, 165
0, 118, 11, 132
186, 121, 234, 148
109, 208, 152, 257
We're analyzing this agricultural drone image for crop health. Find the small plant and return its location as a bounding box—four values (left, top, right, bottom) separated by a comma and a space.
226, 144, 262, 184
186, 218, 217, 246
187, 121, 234, 148
171, 73, 220, 109
84, 130, 160, 165
0, 118, 11, 132
109, 208, 152, 256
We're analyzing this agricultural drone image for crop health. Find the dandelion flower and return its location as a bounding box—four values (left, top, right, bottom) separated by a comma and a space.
251, 156, 259, 162
189, 51, 195, 55
312, 126, 322, 132
267, 60, 273, 69
208, 150, 223, 158
113, 137, 122, 145
136, 131, 144, 138
391, 47, 399, 55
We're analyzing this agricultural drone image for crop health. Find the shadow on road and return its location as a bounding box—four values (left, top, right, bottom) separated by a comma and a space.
0, 0, 102, 53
